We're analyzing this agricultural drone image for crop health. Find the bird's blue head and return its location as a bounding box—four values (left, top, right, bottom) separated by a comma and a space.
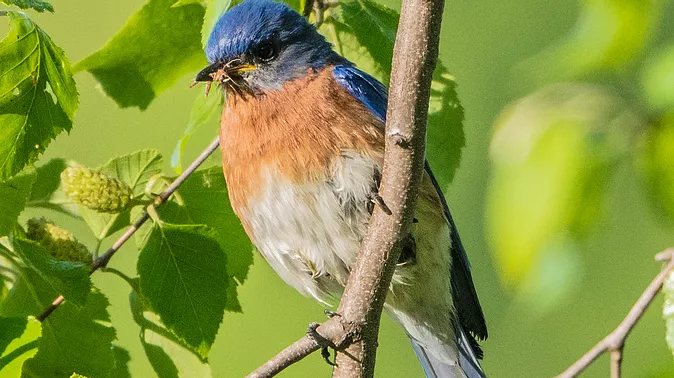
195, 0, 344, 96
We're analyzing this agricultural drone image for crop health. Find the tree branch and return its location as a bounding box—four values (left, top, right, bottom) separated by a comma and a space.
556, 248, 674, 378
36, 137, 221, 322
247, 0, 445, 375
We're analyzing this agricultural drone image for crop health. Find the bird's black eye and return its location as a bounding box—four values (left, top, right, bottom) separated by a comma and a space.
255, 41, 278, 62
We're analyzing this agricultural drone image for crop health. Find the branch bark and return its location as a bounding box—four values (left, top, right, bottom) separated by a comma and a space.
556, 248, 674, 378
37, 137, 221, 322
247, 0, 445, 376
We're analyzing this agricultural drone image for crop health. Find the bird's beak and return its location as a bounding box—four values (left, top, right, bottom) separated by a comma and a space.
192, 60, 255, 97
193, 61, 256, 83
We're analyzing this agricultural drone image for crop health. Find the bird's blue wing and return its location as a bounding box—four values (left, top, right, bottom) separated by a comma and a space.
332, 65, 388, 123
333, 63, 488, 365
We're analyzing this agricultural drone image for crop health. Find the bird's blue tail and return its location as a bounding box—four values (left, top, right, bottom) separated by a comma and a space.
408, 327, 486, 378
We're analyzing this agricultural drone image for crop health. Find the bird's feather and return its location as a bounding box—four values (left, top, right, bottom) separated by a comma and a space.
333, 62, 488, 353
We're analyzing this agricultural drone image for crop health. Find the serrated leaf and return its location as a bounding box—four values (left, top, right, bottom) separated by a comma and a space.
137, 222, 228, 358
1, 0, 53, 12
110, 347, 131, 378
487, 84, 636, 288
0, 11, 78, 181
134, 167, 252, 311
20, 282, 117, 378
171, 90, 223, 173
0, 317, 40, 375
79, 150, 162, 240
321, 1, 464, 187
99, 149, 162, 197
75, 0, 206, 110
0, 167, 36, 237
11, 238, 91, 307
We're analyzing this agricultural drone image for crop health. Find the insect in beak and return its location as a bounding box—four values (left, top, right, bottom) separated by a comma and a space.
190, 59, 255, 97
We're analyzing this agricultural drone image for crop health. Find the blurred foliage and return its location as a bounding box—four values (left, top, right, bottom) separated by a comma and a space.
487, 0, 674, 321
518, 0, 664, 83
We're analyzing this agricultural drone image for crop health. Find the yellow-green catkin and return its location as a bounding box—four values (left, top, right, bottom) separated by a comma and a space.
26, 218, 92, 264
61, 166, 134, 213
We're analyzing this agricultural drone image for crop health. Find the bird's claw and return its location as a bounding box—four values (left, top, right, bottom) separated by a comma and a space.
371, 192, 392, 215
324, 309, 341, 318
307, 322, 337, 367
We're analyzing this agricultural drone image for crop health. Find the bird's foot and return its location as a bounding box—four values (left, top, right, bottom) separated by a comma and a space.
307, 322, 337, 366
371, 192, 392, 215
324, 309, 341, 318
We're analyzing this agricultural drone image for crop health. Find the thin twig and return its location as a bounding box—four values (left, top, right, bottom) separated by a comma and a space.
556, 248, 674, 378
36, 137, 221, 323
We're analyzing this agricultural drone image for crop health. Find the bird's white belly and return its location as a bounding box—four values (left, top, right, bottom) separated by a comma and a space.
242, 152, 379, 304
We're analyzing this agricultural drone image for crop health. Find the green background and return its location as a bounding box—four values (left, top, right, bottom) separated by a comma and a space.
4, 0, 674, 376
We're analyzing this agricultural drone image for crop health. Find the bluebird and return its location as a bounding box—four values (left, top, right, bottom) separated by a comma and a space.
195, 1, 487, 376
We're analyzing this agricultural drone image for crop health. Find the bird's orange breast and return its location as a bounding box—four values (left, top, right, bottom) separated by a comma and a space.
219, 67, 384, 217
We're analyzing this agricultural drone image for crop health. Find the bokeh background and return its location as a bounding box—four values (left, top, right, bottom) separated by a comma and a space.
4, 0, 674, 376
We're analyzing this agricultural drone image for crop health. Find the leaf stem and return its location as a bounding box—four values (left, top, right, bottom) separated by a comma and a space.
102, 267, 136, 289
36, 137, 221, 323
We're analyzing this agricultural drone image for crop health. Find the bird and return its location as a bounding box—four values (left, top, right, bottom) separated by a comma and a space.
194, 0, 488, 376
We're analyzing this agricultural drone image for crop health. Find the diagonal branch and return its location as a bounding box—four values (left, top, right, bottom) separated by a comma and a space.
37, 137, 221, 322
556, 248, 674, 378
246, 0, 445, 375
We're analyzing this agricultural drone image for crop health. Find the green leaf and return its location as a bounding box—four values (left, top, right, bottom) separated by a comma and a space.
21, 285, 117, 378
201, 0, 234, 48
129, 289, 211, 377
0, 0, 53, 12
0, 277, 40, 318
0, 167, 36, 237
642, 45, 674, 111
25, 159, 79, 217
79, 150, 162, 239
172, 0, 203, 6
74, 0, 206, 110
0, 317, 40, 375
321, 1, 464, 187
487, 84, 636, 288
110, 347, 131, 378
137, 222, 228, 358
134, 167, 252, 311
640, 113, 674, 223
0, 11, 78, 181
171, 90, 223, 173
11, 238, 91, 307
0, 317, 27, 356
99, 149, 163, 197
334, 0, 397, 82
